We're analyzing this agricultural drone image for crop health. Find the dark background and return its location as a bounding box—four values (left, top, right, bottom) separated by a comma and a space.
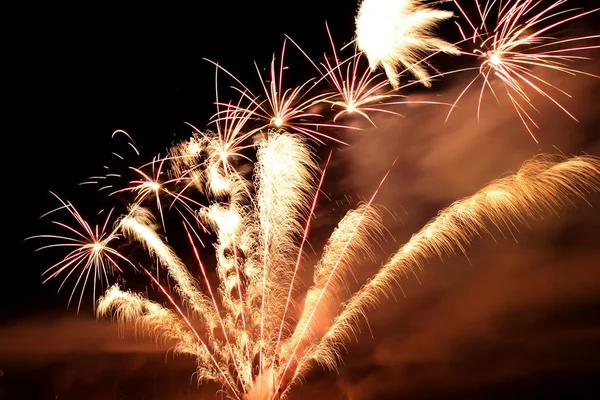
3, 1, 600, 399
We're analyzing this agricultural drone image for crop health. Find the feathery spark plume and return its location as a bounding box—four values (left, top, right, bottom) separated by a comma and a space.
355, 0, 460, 88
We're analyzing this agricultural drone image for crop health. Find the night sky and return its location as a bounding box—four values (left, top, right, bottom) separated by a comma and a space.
4, 1, 600, 399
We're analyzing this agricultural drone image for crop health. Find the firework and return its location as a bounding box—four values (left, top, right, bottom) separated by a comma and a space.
449, 0, 600, 141
355, 0, 460, 88
30, 1, 600, 399
289, 154, 600, 394
28, 193, 133, 311
110, 158, 184, 228
287, 24, 447, 127
38, 127, 600, 400
289, 28, 402, 126
205, 41, 351, 146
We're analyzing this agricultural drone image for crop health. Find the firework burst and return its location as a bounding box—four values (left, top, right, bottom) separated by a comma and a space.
205, 41, 350, 146
355, 0, 461, 88
29, 193, 133, 311
449, 0, 600, 141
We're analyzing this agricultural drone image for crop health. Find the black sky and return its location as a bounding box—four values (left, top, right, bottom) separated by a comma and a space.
4, 1, 600, 399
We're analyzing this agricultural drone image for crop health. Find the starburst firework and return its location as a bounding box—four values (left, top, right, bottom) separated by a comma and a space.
287, 23, 447, 127
450, 0, 600, 141
30, 0, 600, 399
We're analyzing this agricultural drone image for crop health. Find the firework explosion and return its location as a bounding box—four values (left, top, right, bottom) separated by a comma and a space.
32, 1, 600, 399
449, 0, 600, 140
355, 0, 460, 88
